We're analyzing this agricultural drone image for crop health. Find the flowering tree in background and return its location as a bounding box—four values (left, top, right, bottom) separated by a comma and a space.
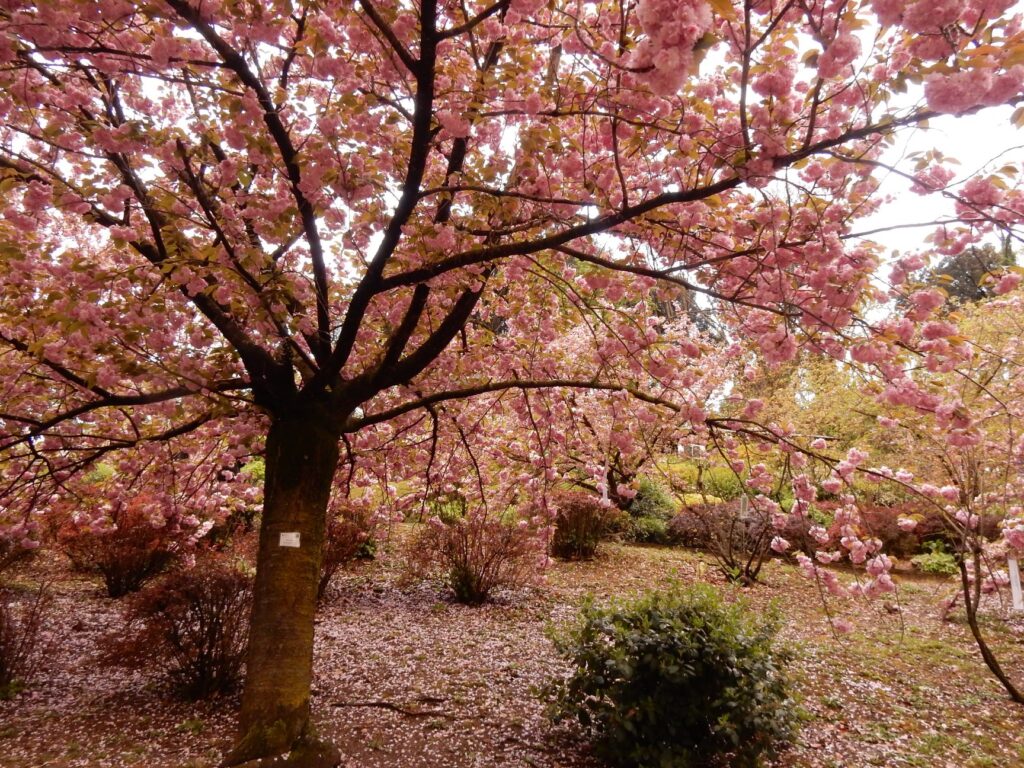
1, 0, 1024, 763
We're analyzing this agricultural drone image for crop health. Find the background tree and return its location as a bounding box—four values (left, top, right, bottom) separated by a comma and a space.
1, 1, 1023, 764
918, 238, 1017, 305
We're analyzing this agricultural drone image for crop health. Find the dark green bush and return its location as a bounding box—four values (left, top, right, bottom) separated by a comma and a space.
628, 477, 675, 520
545, 584, 795, 768
626, 514, 671, 544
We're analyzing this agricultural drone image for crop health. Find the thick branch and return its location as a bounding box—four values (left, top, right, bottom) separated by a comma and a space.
166, 0, 332, 362
318, 0, 439, 385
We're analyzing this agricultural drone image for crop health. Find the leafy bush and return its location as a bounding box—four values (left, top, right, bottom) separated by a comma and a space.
318, 502, 381, 601
698, 466, 745, 501
410, 510, 543, 604
911, 541, 959, 576
545, 584, 795, 768
628, 477, 676, 520
58, 496, 183, 597
626, 514, 671, 544
426, 492, 469, 523
623, 478, 676, 544
550, 492, 613, 560
0, 584, 50, 700
114, 557, 252, 698
817, 501, 989, 559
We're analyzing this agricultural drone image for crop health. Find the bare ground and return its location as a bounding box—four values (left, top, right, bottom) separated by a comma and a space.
2, 537, 1023, 768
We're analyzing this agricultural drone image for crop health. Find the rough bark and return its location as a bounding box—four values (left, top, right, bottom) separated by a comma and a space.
223, 408, 343, 766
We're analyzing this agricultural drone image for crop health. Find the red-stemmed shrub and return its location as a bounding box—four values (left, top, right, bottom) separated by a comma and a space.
550, 492, 615, 560
318, 501, 382, 601
410, 509, 545, 604
58, 494, 190, 597
0, 583, 51, 700
667, 501, 773, 583
111, 555, 252, 699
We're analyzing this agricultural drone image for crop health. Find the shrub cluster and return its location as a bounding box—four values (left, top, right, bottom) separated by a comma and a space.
0, 584, 50, 700
113, 556, 252, 698
819, 501, 1001, 559
696, 466, 746, 501
911, 540, 959, 576
58, 496, 183, 597
411, 509, 543, 604
318, 502, 381, 601
625, 477, 675, 544
550, 492, 615, 560
545, 584, 795, 768
670, 499, 1000, 565
667, 501, 774, 583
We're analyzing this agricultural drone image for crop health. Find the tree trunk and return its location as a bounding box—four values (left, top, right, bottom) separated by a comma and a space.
223, 409, 343, 767
959, 554, 1024, 704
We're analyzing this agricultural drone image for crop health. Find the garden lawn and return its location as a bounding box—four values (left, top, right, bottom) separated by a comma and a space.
1, 534, 1023, 767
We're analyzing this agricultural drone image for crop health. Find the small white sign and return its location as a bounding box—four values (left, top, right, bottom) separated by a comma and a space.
738, 495, 750, 520
1009, 558, 1023, 612
279, 531, 301, 548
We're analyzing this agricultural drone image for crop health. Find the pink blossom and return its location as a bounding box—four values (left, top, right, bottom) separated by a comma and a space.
909, 289, 945, 316
743, 398, 764, 418
630, 0, 713, 95
939, 485, 960, 502
921, 321, 956, 340
822, 476, 842, 493
924, 68, 992, 114
437, 110, 470, 138
817, 32, 861, 79
866, 554, 892, 577
770, 536, 790, 553
616, 483, 637, 500
995, 273, 1022, 294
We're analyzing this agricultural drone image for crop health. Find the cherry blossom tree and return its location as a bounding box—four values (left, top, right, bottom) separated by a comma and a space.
1, 0, 1023, 763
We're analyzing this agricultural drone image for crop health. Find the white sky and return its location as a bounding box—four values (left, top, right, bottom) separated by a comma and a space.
860, 103, 1024, 257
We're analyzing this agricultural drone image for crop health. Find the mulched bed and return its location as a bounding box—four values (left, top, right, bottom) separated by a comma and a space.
2, 539, 1023, 767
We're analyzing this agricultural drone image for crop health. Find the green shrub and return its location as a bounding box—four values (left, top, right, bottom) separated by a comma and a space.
626, 515, 671, 545
427, 492, 468, 523
911, 540, 958, 576
545, 584, 795, 768
661, 459, 700, 487
699, 467, 744, 501
628, 477, 676, 520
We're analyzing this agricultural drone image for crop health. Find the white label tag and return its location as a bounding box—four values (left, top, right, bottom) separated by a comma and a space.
1009, 558, 1023, 611
279, 532, 301, 548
